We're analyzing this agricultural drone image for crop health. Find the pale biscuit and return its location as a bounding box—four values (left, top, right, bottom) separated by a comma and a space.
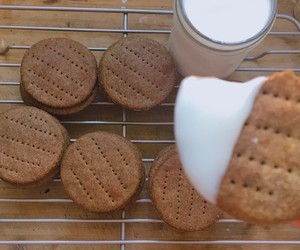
218, 71, 300, 224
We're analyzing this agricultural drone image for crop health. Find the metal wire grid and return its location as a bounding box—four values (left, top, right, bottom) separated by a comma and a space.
0, 4, 299, 248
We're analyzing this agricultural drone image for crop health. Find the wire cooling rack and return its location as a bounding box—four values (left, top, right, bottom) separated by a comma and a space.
0, 3, 299, 250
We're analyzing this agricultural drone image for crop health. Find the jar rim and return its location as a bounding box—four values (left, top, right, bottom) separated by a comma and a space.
176, 0, 278, 49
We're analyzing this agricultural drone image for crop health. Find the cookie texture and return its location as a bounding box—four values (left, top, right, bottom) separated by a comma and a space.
0, 106, 69, 186
218, 71, 300, 224
20, 84, 97, 116
98, 37, 176, 110
20, 38, 97, 115
150, 145, 222, 231
61, 131, 144, 213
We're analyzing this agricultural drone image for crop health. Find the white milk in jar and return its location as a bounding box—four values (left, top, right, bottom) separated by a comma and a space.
169, 0, 277, 78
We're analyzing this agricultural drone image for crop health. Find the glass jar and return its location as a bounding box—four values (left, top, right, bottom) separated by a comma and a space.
169, 0, 278, 78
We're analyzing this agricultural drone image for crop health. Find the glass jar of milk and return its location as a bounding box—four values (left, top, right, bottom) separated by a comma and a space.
169, 0, 277, 78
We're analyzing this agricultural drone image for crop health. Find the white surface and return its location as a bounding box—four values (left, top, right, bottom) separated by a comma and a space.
183, 0, 271, 43
175, 76, 266, 203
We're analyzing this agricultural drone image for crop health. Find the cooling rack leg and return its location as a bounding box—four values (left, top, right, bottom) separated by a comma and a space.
123, 13, 128, 38
121, 209, 126, 250
121, 12, 128, 250
121, 108, 127, 250
121, 109, 127, 250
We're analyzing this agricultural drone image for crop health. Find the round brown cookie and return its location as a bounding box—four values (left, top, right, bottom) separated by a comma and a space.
149, 145, 222, 231
20, 38, 97, 115
98, 37, 176, 111
218, 71, 300, 224
0, 106, 69, 186
60, 131, 144, 213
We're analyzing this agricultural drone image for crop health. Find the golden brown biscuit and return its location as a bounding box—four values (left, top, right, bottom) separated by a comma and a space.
218, 71, 300, 224
61, 131, 144, 213
0, 106, 69, 187
149, 145, 222, 231
20, 38, 97, 115
98, 37, 176, 111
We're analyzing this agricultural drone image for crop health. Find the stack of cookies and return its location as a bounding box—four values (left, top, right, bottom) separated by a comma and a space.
20, 38, 98, 115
